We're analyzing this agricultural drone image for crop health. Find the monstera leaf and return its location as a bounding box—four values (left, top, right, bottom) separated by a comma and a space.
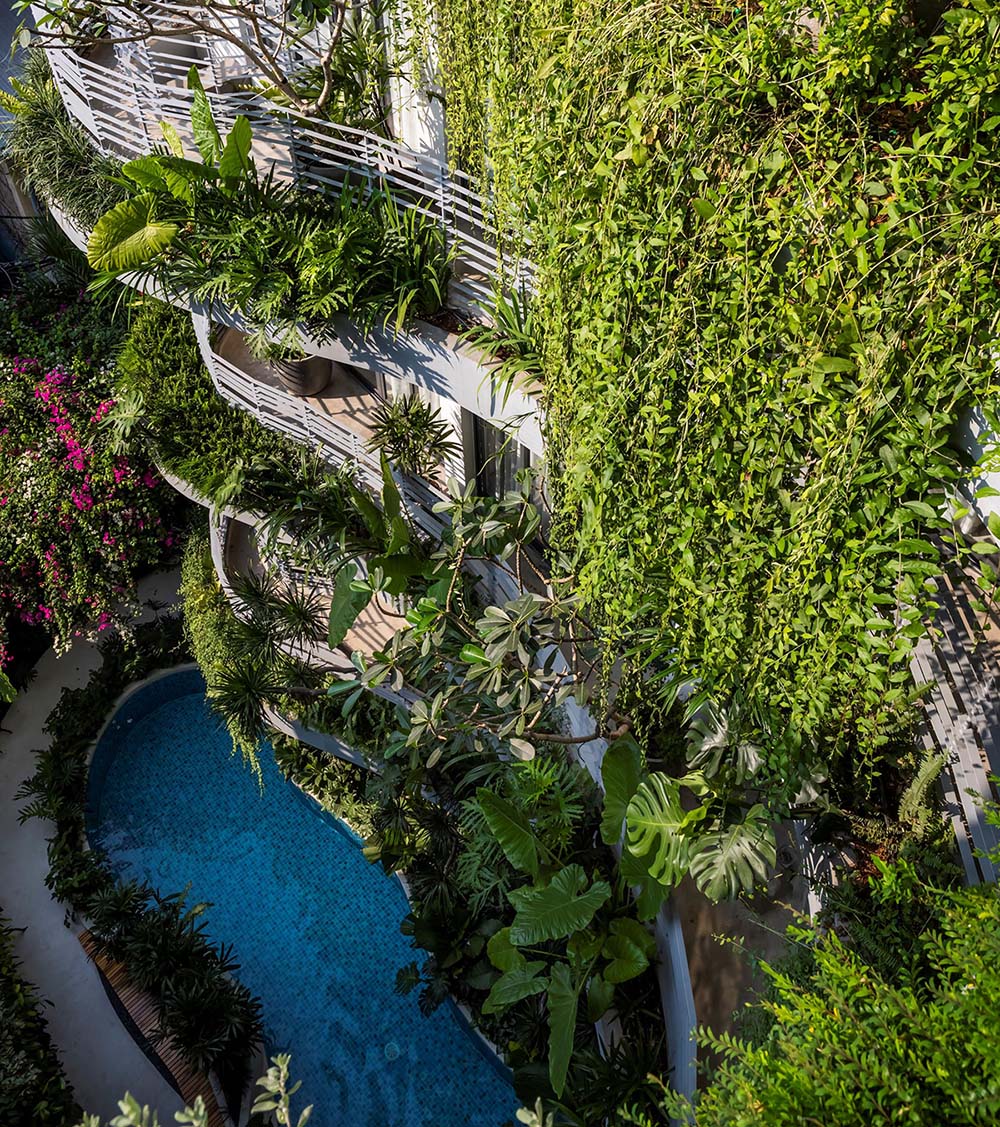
688, 804, 776, 902
327, 562, 371, 648
600, 734, 642, 845
625, 773, 707, 887
547, 962, 578, 1097
477, 790, 540, 878
686, 700, 761, 784
87, 194, 178, 271
508, 865, 610, 945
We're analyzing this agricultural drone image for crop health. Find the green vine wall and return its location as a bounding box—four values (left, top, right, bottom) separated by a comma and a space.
414, 0, 1000, 772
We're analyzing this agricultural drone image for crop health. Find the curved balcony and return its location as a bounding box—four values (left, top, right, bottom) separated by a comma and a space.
44, 34, 520, 313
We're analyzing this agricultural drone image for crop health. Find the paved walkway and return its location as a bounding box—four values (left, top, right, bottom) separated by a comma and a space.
0, 572, 183, 1121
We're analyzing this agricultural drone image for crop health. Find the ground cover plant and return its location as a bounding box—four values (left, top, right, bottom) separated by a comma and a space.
414, 0, 1000, 805
16, 617, 263, 1107
0, 912, 79, 1126
0, 272, 180, 663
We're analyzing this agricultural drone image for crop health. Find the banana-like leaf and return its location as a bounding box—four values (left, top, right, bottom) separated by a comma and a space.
602, 917, 656, 984
547, 962, 578, 1097
509, 865, 610, 945
327, 563, 372, 648
688, 804, 776, 902
600, 734, 642, 845
625, 773, 707, 887
87, 194, 179, 271
160, 120, 185, 156
482, 960, 548, 1014
187, 64, 222, 166
381, 452, 403, 521
219, 115, 254, 184
477, 789, 540, 878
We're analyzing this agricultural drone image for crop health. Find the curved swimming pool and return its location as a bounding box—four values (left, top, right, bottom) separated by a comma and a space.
87, 669, 516, 1127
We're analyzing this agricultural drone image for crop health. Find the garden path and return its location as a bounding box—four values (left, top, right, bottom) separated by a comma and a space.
0, 571, 183, 1122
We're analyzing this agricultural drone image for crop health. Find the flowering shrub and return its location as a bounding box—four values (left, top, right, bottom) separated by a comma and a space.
0, 285, 179, 656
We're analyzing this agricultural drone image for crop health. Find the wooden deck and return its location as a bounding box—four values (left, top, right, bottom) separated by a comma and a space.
78, 930, 229, 1127
910, 571, 1000, 885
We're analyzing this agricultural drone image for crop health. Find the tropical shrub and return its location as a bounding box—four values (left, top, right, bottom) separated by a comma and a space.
87, 70, 452, 351
413, 0, 1000, 796
0, 276, 180, 655
0, 912, 79, 1126
640, 867, 1000, 1126
369, 392, 461, 477
272, 736, 377, 836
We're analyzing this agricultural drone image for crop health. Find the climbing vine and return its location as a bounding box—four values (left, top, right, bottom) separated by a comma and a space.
414, 0, 1000, 784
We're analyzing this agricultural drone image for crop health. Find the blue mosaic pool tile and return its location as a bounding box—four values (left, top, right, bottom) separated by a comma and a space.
88, 672, 518, 1127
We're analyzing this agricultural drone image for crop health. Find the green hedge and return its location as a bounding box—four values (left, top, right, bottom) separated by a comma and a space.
0, 915, 79, 1127
115, 300, 289, 501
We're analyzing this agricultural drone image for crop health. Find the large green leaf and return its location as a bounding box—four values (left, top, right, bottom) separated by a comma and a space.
156, 155, 218, 204
187, 64, 222, 165
159, 119, 185, 156
219, 115, 254, 184
586, 974, 615, 1022
689, 804, 776, 902
482, 961, 548, 1014
547, 962, 578, 1097
486, 927, 524, 972
625, 773, 707, 887
327, 563, 372, 648
380, 452, 403, 522
0, 669, 15, 704
602, 917, 656, 984
87, 194, 179, 271
121, 155, 169, 192
477, 789, 540, 878
509, 865, 610, 945
600, 734, 642, 845
618, 845, 671, 920
369, 553, 427, 596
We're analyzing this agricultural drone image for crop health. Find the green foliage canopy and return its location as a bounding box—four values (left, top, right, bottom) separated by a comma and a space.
418, 0, 1000, 756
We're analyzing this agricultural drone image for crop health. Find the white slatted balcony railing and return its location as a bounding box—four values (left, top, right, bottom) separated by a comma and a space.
44, 38, 521, 313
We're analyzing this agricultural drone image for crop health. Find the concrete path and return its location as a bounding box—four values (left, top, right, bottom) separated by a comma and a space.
0, 572, 184, 1122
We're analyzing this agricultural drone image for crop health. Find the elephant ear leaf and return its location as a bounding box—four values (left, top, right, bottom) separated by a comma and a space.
218, 115, 254, 185
482, 960, 547, 1014
602, 917, 657, 984
327, 563, 372, 648
87, 194, 178, 271
547, 962, 578, 1098
121, 155, 169, 192
486, 927, 524, 972
600, 734, 642, 845
625, 773, 706, 887
618, 845, 672, 920
477, 790, 540, 879
689, 804, 776, 902
508, 864, 610, 944
187, 64, 222, 166
159, 119, 185, 156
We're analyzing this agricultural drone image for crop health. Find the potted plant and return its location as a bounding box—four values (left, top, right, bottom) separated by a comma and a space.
248, 327, 330, 397
368, 392, 462, 478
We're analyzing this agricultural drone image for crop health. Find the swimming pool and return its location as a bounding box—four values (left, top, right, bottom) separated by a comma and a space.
87, 668, 517, 1127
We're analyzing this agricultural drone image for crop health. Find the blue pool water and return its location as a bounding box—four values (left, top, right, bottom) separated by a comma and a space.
87, 669, 517, 1127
